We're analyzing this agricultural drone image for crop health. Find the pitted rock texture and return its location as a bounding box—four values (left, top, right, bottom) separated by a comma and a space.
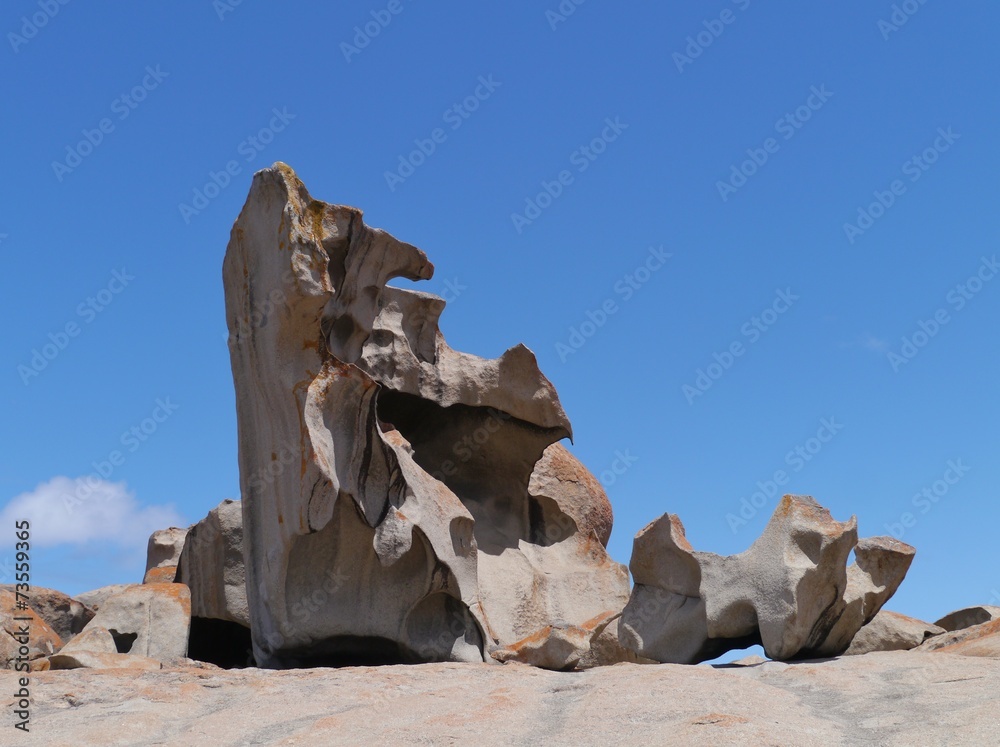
223, 163, 629, 669
620, 495, 914, 663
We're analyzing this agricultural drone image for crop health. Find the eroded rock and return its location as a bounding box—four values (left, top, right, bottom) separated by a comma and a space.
176, 499, 249, 628
915, 618, 1000, 657
70, 584, 190, 662
1, 585, 94, 643
224, 163, 628, 669
1, 590, 62, 669
933, 605, 1000, 633
845, 610, 943, 655
620, 495, 913, 663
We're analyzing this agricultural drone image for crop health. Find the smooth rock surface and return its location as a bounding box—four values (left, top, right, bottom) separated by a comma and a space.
845, 610, 944, 655
6, 652, 999, 746
621, 496, 911, 663
71, 584, 191, 661
223, 163, 628, 669
175, 498, 249, 627
933, 605, 1000, 632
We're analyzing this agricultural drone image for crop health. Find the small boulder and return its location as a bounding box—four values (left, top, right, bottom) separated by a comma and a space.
845, 610, 944, 655
145, 526, 189, 572
915, 618, 1000, 658
72, 583, 191, 661
933, 605, 1000, 633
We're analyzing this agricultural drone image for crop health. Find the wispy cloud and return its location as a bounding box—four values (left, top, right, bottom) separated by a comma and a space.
0, 477, 183, 550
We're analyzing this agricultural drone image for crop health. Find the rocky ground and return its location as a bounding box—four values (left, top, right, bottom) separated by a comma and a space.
2, 651, 998, 746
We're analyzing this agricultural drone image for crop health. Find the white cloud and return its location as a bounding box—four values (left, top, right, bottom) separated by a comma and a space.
0, 477, 184, 550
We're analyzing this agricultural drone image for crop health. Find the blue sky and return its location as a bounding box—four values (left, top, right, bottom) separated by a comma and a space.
2, 1, 998, 646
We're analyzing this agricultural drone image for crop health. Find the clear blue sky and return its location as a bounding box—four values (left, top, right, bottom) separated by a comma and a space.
2, 1, 998, 642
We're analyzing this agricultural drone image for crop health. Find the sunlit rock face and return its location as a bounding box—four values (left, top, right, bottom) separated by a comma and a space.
223, 163, 629, 669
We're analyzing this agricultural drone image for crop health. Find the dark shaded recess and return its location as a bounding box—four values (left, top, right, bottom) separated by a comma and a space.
108, 629, 137, 654
375, 388, 576, 554
187, 617, 256, 669
271, 636, 416, 668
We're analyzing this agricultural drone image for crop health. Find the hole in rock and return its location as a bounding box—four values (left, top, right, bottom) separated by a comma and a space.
375, 388, 573, 555
108, 629, 137, 654
705, 644, 770, 667
187, 617, 255, 669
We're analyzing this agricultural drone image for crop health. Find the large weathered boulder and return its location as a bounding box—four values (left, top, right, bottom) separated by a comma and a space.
845, 610, 944, 655
933, 605, 1000, 632
69, 584, 191, 662
0, 585, 94, 643
1, 590, 62, 669
223, 163, 629, 669
176, 498, 249, 628
620, 495, 914, 663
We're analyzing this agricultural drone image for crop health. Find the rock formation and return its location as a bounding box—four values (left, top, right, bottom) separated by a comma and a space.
1, 590, 62, 669
223, 163, 628, 669
933, 605, 1000, 632
175, 498, 253, 667
0, 585, 94, 643
620, 495, 914, 663
845, 610, 944, 654
52, 584, 191, 668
